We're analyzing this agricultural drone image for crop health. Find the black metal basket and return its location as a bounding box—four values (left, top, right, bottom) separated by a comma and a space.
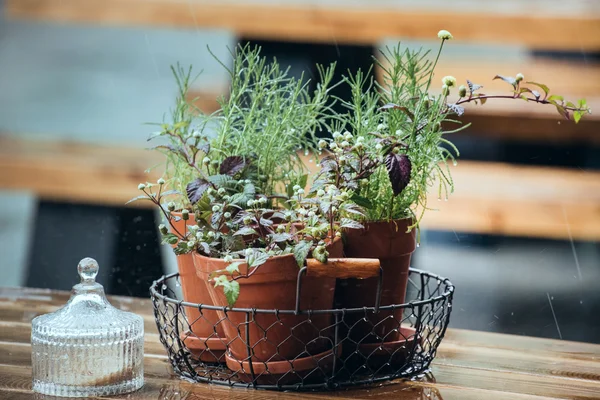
150, 268, 454, 391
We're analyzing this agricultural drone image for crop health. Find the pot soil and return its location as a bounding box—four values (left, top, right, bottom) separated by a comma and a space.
338, 219, 416, 345
193, 238, 343, 380
171, 213, 226, 362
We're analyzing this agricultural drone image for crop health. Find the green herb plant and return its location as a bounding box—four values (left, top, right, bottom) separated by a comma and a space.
316, 29, 591, 234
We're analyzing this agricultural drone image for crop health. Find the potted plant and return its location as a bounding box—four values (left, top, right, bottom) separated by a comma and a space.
313, 30, 591, 354
132, 45, 338, 366
179, 173, 365, 382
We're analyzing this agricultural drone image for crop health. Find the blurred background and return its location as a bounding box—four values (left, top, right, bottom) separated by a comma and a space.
1, 0, 599, 343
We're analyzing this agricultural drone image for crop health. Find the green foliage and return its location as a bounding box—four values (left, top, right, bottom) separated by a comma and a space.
210, 44, 336, 199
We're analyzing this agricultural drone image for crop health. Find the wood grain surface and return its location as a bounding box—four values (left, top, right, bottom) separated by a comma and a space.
2, 136, 600, 240
5, 0, 600, 50
1, 286, 600, 399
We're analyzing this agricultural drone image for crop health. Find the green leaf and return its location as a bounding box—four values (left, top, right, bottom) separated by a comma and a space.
574, 111, 582, 124
477, 94, 487, 105
213, 275, 239, 307
525, 82, 550, 98
293, 240, 312, 268
493, 75, 517, 88
245, 250, 269, 268
548, 95, 564, 103
520, 95, 529, 102
125, 195, 152, 205
269, 232, 293, 242
225, 262, 242, 275
233, 227, 257, 236
350, 194, 373, 209
578, 99, 588, 109
555, 104, 569, 120
340, 218, 364, 230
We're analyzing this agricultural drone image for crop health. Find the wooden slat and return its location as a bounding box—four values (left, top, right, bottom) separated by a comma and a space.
2, 137, 600, 239
5, 0, 600, 50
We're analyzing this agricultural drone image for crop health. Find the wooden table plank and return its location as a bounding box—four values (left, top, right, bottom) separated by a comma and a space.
2, 137, 600, 240
2, 287, 600, 399
5, 0, 600, 50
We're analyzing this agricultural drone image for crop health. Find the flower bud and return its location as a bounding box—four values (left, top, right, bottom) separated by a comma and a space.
377, 123, 385, 131
157, 178, 165, 185
258, 197, 267, 204
442, 76, 456, 87
138, 183, 146, 190
375, 143, 383, 151
187, 241, 196, 249
437, 30, 453, 40
207, 231, 215, 238
515, 73, 524, 83
207, 188, 215, 195
218, 187, 226, 195
167, 202, 176, 211
307, 211, 316, 218
332, 131, 342, 139
442, 84, 450, 96
192, 130, 202, 138
335, 231, 342, 238
343, 131, 352, 140
243, 216, 252, 225
212, 205, 220, 213
458, 85, 467, 97
159, 224, 168, 235
293, 185, 301, 191
224, 212, 231, 219
341, 141, 350, 147
211, 160, 220, 168
202, 157, 211, 165
360, 178, 369, 187
318, 139, 327, 149
181, 209, 190, 220
247, 199, 255, 207
317, 189, 325, 197
392, 147, 400, 154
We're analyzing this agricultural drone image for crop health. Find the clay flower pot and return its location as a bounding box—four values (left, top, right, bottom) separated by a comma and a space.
338, 219, 416, 345
170, 213, 226, 362
193, 238, 343, 382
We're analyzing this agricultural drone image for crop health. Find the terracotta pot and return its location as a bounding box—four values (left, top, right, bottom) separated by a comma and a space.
193, 239, 344, 366
337, 219, 416, 344
170, 213, 226, 362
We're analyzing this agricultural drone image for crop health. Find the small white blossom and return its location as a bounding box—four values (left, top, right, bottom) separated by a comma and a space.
192, 130, 202, 138
247, 199, 255, 207
259, 197, 267, 204
375, 143, 383, 151
296, 188, 305, 195
138, 183, 146, 190
318, 139, 327, 149
157, 178, 165, 185
212, 205, 220, 212
332, 131, 342, 139
218, 188, 226, 195
341, 141, 350, 147
329, 142, 338, 150
307, 211, 316, 218
377, 123, 385, 130
187, 241, 196, 249
515, 73, 524, 82
343, 131, 352, 140
317, 189, 325, 197
207, 231, 215, 238
202, 156, 211, 165
442, 76, 457, 87
437, 30, 453, 40
223, 255, 233, 263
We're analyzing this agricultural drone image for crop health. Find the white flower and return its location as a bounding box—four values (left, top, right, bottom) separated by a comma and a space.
332, 131, 342, 139
356, 136, 364, 143
157, 178, 165, 185
377, 123, 385, 130
223, 255, 233, 263
375, 143, 383, 151
515, 73, 524, 82
258, 197, 267, 204
192, 130, 202, 138
296, 188, 305, 195
212, 205, 220, 212
318, 139, 327, 149
138, 183, 146, 190
343, 131, 352, 140
247, 199, 255, 207
202, 157, 211, 165
207, 231, 215, 238
442, 76, 457, 87
217, 188, 226, 195
437, 30, 453, 40
341, 141, 350, 147
329, 142, 338, 150
187, 241, 196, 249
317, 189, 325, 197
395, 129, 403, 136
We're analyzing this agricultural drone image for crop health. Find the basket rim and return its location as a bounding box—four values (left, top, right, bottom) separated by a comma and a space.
150, 268, 454, 315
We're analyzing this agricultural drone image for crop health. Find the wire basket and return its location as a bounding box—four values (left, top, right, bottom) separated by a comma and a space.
150, 268, 454, 391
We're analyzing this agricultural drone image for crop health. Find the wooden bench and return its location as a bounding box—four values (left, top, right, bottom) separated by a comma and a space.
6, 0, 600, 50
2, 136, 599, 240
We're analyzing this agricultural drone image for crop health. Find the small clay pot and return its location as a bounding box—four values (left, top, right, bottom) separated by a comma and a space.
338, 219, 416, 345
193, 238, 344, 367
170, 213, 226, 362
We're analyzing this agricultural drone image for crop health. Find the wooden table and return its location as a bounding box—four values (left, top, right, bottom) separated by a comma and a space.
2, 286, 600, 399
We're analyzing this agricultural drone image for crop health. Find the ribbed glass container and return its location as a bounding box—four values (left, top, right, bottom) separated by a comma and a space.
31, 258, 144, 397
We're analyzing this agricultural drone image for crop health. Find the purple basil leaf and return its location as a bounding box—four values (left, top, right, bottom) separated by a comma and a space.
186, 178, 210, 204
219, 156, 246, 176
385, 153, 412, 196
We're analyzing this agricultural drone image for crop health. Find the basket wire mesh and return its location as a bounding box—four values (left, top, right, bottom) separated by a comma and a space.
150, 268, 454, 391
